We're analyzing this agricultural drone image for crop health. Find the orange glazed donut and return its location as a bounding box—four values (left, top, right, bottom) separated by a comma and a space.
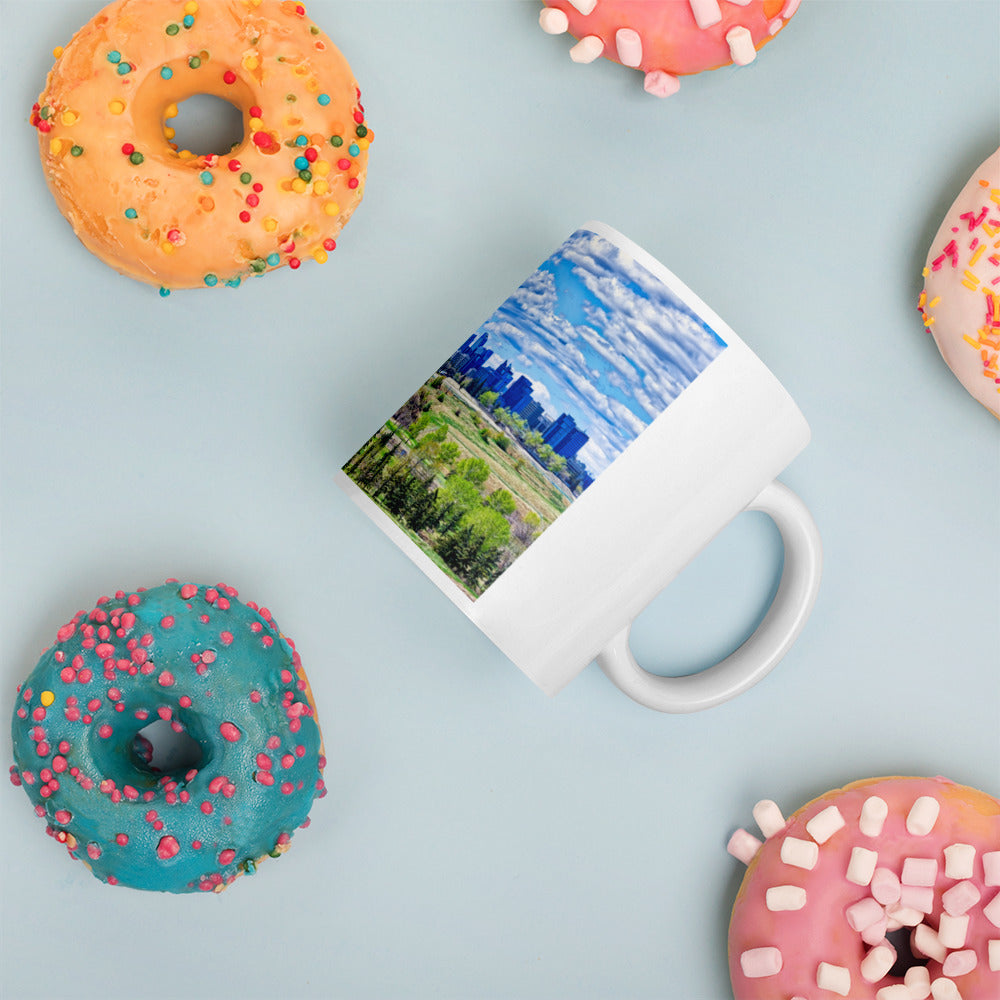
31, 0, 372, 293
726, 776, 1000, 1000
538, 0, 801, 97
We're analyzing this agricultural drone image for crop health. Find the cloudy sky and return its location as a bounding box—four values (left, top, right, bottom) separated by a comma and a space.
473, 228, 727, 478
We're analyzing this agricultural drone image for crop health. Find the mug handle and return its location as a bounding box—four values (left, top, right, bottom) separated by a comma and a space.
595, 480, 822, 713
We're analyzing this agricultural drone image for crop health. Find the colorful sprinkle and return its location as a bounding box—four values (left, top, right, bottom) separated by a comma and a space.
107, 51, 121, 63
204, 274, 218, 286
125, 208, 138, 219
199, 171, 213, 185
160, 66, 173, 80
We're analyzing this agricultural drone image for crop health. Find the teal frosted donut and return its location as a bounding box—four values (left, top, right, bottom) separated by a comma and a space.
9, 580, 325, 893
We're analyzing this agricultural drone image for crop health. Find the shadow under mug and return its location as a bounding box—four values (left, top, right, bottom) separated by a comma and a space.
339, 222, 822, 712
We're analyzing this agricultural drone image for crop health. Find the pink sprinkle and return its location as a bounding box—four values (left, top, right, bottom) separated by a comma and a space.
180, 584, 197, 599
267, 735, 280, 749
57, 623, 76, 642
54, 809, 72, 824
220, 631, 233, 646
97, 724, 113, 739
255, 770, 275, 786
280, 782, 294, 795
281, 754, 294, 769
158, 671, 175, 687
87, 843, 102, 860
219, 722, 241, 742
179, 695, 192, 708
201, 650, 216, 664
157, 706, 172, 720
156, 835, 180, 860
52, 755, 67, 773
256, 753, 272, 770
208, 775, 227, 794
116, 833, 128, 845
219, 848, 236, 865
160, 616, 175, 629
200, 801, 213, 814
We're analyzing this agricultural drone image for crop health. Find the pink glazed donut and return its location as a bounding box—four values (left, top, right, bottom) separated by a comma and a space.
538, 0, 801, 96
726, 777, 1000, 1000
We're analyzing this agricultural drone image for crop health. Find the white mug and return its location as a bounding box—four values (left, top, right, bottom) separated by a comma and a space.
339, 222, 822, 712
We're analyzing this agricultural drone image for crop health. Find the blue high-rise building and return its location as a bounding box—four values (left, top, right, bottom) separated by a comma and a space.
542, 413, 589, 461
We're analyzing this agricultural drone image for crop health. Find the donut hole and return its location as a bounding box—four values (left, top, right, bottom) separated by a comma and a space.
166, 94, 244, 156
884, 927, 929, 978
132, 718, 204, 777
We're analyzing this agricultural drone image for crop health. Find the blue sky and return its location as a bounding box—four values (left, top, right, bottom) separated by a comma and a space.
472, 229, 726, 477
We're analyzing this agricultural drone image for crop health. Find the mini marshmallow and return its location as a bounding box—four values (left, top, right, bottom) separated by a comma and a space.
943, 843, 976, 880
861, 914, 889, 946
725, 26, 756, 66
942, 879, 981, 916
538, 8, 568, 34
688, 0, 723, 30
911, 923, 947, 963
876, 987, 913, 1000
765, 885, 807, 911
941, 949, 977, 977
816, 962, 851, 996
860, 795, 889, 837
569, 36, 603, 63
906, 795, 940, 836
752, 799, 785, 839
727, 828, 763, 865
740, 946, 782, 978
871, 866, 902, 905
989, 939, 1000, 972
847, 846, 878, 886
885, 903, 923, 927
614, 28, 642, 68
780, 836, 819, 870
566, 0, 597, 14
937, 912, 969, 949
899, 884, 935, 914
985, 888, 1000, 928
846, 897, 885, 932
929, 978, 962, 1000
806, 805, 846, 844
860, 943, 896, 983
642, 70, 680, 98
902, 857, 938, 887
984, 849, 1000, 886
905, 965, 932, 1000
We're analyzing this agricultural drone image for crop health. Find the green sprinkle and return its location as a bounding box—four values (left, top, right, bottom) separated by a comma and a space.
159, 287, 171, 297
188, 56, 201, 69
250, 258, 267, 273
310, 26, 320, 35
330, 135, 343, 147
129, 151, 144, 165
70, 145, 84, 157
244, 858, 257, 874
298, 169, 312, 183
239, 171, 252, 184
39, 105, 50, 120
165, 23, 180, 36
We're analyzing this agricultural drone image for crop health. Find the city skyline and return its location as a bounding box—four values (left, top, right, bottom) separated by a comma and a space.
444, 229, 727, 479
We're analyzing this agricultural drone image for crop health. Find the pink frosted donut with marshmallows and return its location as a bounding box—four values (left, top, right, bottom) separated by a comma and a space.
726, 776, 1000, 1000
538, 0, 801, 96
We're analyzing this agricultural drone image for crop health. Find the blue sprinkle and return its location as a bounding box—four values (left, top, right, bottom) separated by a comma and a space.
317, 93, 330, 106
226, 277, 242, 288
266, 253, 280, 266
294, 156, 309, 170
348, 144, 360, 157
199, 171, 213, 185
159, 287, 171, 297
183, 14, 195, 27
124, 208, 138, 219
160, 66, 173, 80
107, 51, 121, 63
117, 62, 131, 75
204, 274, 218, 287
295, 134, 308, 147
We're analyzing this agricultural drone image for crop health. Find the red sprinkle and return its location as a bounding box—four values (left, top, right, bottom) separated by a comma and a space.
223, 70, 237, 85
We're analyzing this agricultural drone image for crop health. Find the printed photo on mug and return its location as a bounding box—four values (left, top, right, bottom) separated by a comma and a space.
342, 228, 728, 600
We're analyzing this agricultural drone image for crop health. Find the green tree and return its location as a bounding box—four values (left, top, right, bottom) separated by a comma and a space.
486, 488, 516, 516
438, 441, 461, 468
478, 391, 499, 408
436, 475, 482, 532
455, 456, 490, 486
436, 507, 511, 589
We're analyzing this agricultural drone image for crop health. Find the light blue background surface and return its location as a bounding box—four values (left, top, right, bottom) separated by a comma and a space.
2, 2, 998, 998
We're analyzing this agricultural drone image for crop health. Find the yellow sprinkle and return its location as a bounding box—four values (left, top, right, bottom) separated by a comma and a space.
161, 241, 175, 254
313, 179, 329, 196
263, 216, 278, 232
313, 159, 330, 177
243, 54, 260, 71
323, 201, 340, 217
165, 103, 179, 120
109, 99, 126, 115
961, 271, 981, 290
928, 296, 941, 308
61, 110, 78, 126
163, 126, 176, 140
40, 691, 55, 707
52, 46, 64, 58
49, 138, 64, 156
184, 1, 199, 12
291, 177, 308, 193
357, 138, 370, 151
963, 334, 981, 349
179, 149, 195, 160
969, 244, 986, 267
991, 188, 1000, 204
313, 248, 328, 264
248, 117, 263, 130
923, 316, 935, 327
